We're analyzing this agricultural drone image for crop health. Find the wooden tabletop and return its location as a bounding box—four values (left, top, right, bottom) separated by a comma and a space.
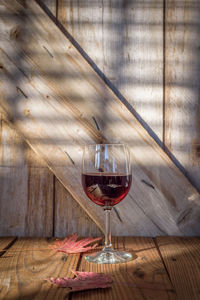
0, 236, 200, 300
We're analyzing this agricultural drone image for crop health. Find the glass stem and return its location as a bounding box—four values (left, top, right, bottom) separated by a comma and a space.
104, 209, 113, 250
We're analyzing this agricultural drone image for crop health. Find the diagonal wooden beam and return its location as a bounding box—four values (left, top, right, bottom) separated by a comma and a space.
0, 0, 199, 236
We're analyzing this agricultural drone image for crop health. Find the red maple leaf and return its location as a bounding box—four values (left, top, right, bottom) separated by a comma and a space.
49, 270, 113, 291
50, 233, 102, 254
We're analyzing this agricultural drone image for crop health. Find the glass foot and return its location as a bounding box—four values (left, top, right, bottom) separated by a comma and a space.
85, 249, 133, 264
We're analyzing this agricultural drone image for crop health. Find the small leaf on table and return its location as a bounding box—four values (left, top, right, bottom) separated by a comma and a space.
49, 270, 113, 291
49, 233, 102, 254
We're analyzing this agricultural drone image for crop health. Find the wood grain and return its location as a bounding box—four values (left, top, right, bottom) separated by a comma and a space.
0, 108, 101, 238
25, 149, 54, 237
54, 179, 102, 237
165, 0, 200, 192
0, 117, 29, 236
0, 0, 103, 238
40, 0, 104, 239
57, 0, 200, 194
0, 238, 80, 299
156, 236, 200, 300
72, 237, 176, 300
57, 0, 164, 141
42, 0, 57, 15
0, 0, 200, 236
0, 117, 54, 237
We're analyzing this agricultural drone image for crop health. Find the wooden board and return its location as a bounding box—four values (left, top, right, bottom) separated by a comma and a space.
0, 114, 102, 237
40, 0, 104, 238
56, 0, 200, 194
0, 1, 103, 238
42, 0, 200, 191
57, 0, 164, 141
0, 117, 29, 236
72, 237, 176, 300
0, 98, 101, 240
25, 149, 54, 236
0, 238, 80, 299
0, 0, 200, 236
0, 117, 54, 237
54, 179, 102, 237
165, 0, 200, 192
156, 236, 200, 300
0, 237, 16, 256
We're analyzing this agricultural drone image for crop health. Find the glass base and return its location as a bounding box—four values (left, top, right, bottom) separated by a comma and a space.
85, 248, 133, 264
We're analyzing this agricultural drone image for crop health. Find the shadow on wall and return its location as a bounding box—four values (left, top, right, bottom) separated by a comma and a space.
38, 0, 200, 192
0, 0, 200, 238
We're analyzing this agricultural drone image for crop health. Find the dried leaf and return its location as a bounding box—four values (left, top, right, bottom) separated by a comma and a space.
49, 270, 113, 291
50, 233, 102, 254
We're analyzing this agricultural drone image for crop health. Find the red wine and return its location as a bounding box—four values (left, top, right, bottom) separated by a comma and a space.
82, 173, 132, 207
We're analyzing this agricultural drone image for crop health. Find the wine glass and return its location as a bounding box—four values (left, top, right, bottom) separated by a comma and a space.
82, 143, 132, 264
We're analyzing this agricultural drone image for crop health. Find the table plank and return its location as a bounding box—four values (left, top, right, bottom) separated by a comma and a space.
0, 238, 80, 300
0, 237, 16, 256
72, 237, 176, 300
156, 236, 200, 300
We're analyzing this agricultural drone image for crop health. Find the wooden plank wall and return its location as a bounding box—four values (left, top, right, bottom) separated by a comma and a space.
57, 0, 164, 140
0, 0, 102, 238
0, 0, 199, 237
165, 0, 200, 191
55, 0, 200, 192
0, 117, 54, 237
0, 117, 102, 237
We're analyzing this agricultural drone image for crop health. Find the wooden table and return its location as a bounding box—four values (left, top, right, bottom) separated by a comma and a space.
0, 237, 200, 300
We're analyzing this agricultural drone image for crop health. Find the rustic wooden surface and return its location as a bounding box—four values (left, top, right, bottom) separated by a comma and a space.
165, 0, 200, 192
0, 0, 199, 238
1, 236, 200, 299
54, 179, 102, 237
0, 115, 102, 237
0, 117, 54, 237
0, 238, 80, 299
0, 0, 200, 236
156, 236, 200, 300
74, 237, 176, 300
55, 0, 200, 193
57, 0, 164, 141
0, 0, 102, 238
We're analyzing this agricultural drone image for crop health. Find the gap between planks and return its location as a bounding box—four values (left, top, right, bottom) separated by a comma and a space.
0, 237, 17, 257
154, 237, 174, 288
156, 236, 200, 300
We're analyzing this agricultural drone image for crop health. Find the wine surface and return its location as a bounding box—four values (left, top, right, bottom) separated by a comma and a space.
82, 173, 132, 207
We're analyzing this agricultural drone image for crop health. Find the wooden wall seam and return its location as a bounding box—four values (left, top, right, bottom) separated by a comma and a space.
52, 175, 56, 237
163, 0, 166, 148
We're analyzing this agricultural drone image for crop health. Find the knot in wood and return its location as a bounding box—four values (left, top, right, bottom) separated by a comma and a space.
196, 145, 200, 158
10, 25, 21, 41
61, 255, 67, 262
133, 268, 145, 279
192, 140, 200, 162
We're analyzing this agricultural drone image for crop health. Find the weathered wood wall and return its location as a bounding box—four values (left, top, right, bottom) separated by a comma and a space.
0, 116, 102, 237
0, 117, 54, 236
0, 0, 102, 237
165, 0, 200, 191
55, 0, 200, 192
0, 0, 199, 237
